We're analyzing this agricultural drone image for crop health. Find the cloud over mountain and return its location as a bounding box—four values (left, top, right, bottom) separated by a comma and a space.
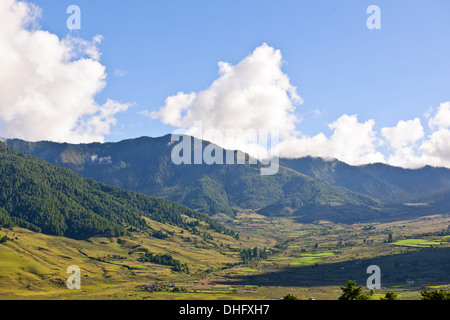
149, 44, 450, 169
2, 1, 448, 169
148, 43, 386, 166
150, 43, 302, 157
0, 0, 129, 143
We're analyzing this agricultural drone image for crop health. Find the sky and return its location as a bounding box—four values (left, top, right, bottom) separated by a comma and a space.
0, 0, 450, 168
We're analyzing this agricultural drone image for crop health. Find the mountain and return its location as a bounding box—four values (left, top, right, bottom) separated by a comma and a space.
5, 135, 450, 223
4, 136, 381, 220
279, 157, 450, 204
0, 142, 235, 239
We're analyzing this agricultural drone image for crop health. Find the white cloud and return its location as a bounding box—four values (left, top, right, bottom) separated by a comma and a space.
152, 92, 196, 127
380, 104, 450, 168
91, 154, 112, 164
428, 101, 450, 130
275, 114, 385, 166
114, 68, 128, 77
150, 43, 302, 154
150, 43, 386, 165
381, 118, 425, 168
150, 43, 450, 168
419, 129, 450, 167
382, 118, 424, 150
0, 0, 129, 143
418, 102, 450, 168
327, 115, 385, 165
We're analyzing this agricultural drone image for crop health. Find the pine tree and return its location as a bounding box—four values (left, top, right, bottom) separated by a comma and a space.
380, 291, 399, 300
420, 289, 450, 300
338, 280, 371, 300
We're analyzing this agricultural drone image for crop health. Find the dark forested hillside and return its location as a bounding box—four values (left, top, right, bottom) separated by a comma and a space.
6, 135, 450, 223
5, 136, 381, 218
279, 157, 450, 204
0, 142, 235, 239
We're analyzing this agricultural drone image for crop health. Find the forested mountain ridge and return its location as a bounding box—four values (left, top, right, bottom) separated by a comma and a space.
279, 157, 450, 204
0, 142, 235, 239
5, 135, 450, 223
5, 136, 382, 218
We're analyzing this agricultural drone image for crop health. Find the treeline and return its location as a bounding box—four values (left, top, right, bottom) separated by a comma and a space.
138, 252, 189, 273
240, 247, 272, 264
0, 233, 11, 243
90, 179, 238, 238
0, 207, 42, 232
337, 280, 450, 300
0, 142, 236, 240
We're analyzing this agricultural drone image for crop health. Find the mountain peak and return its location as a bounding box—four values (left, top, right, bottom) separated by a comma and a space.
5, 136, 450, 224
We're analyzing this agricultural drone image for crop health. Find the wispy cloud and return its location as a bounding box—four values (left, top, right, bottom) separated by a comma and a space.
113, 68, 128, 77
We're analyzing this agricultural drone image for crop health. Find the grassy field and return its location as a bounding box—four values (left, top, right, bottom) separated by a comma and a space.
392, 239, 444, 247
0, 211, 449, 300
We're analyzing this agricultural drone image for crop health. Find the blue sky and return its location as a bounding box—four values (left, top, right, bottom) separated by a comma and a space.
30, 0, 450, 138
1, 0, 450, 167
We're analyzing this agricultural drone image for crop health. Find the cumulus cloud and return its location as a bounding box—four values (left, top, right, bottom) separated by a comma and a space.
420, 129, 450, 167
428, 101, 450, 130
0, 0, 130, 143
418, 102, 450, 168
150, 43, 302, 156
149, 43, 387, 165
380, 103, 450, 169
275, 114, 385, 166
381, 118, 425, 168
148, 43, 450, 169
382, 118, 424, 150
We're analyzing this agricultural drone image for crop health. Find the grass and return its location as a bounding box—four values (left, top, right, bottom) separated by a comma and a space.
391, 239, 443, 247
0, 217, 247, 299
235, 269, 259, 275
110, 262, 148, 269
267, 257, 292, 261
268, 252, 335, 265
1, 211, 449, 300
289, 252, 335, 265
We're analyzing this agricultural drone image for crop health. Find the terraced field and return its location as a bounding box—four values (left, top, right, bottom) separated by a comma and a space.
268, 252, 335, 265
1, 212, 449, 300
392, 239, 444, 247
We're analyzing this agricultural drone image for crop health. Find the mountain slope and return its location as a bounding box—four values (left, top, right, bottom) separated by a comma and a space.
5, 136, 381, 220
0, 142, 235, 239
279, 157, 450, 204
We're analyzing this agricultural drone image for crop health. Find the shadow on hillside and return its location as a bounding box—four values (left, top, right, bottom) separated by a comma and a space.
291, 204, 447, 225
221, 247, 450, 288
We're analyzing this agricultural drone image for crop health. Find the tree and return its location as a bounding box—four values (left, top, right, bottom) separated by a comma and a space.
380, 291, 399, 300
0, 235, 8, 243
338, 280, 371, 300
420, 289, 450, 300
386, 233, 393, 243
283, 293, 300, 300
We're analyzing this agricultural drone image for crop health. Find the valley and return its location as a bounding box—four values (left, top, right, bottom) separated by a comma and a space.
1, 0, 450, 307
0, 138, 449, 300
1, 211, 448, 300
